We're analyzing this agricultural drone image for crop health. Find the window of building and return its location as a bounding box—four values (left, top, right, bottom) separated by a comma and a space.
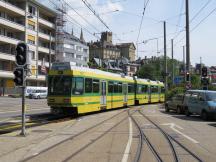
76, 55, 82, 60
29, 50, 35, 60
29, 5, 36, 16
65, 52, 74, 58
85, 78, 92, 93
83, 49, 88, 53
28, 20, 35, 30
28, 39, 35, 45
76, 46, 82, 52
83, 57, 88, 62
64, 44, 74, 49
93, 79, 99, 93
28, 35, 35, 45
28, 24, 35, 30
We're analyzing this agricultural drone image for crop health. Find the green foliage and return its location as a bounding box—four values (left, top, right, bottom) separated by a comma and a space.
167, 85, 185, 99
136, 56, 181, 82
190, 74, 201, 89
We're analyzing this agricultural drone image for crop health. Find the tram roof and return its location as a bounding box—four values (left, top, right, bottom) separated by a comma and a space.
50, 62, 164, 85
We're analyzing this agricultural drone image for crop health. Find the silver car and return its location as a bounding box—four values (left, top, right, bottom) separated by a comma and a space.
29, 90, 47, 99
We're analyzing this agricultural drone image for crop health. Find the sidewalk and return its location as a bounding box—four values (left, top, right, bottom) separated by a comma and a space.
0, 110, 122, 162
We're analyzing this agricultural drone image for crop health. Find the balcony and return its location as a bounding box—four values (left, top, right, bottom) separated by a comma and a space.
0, 51, 15, 61
0, 35, 21, 45
0, 70, 13, 78
38, 46, 55, 54
39, 18, 55, 29
39, 32, 55, 42
0, 1, 25, 16
0, 17, 25, 32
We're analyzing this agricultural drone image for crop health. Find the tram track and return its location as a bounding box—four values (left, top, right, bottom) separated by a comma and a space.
137, 109, 203, 162
21, 109, 128, 162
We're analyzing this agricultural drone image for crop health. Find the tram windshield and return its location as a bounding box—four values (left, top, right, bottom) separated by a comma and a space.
48, 76, 72, 95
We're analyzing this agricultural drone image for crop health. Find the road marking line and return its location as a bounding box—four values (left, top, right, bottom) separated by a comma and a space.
121, 117, 133, 162
162, 123, 199, 144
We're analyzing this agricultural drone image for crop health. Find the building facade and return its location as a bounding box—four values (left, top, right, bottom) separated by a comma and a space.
0, 0, 56, 95
88, 32, 121, 60
56, 31, 89, 67
117, 43, 136, 61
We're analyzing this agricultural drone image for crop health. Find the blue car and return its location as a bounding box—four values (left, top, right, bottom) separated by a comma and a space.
185, 90, 216, 120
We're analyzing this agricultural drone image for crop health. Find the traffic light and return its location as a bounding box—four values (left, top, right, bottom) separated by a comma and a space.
186, 72, 190, 82
16, 42, 27, 66
202, 66, 208, 77
13, 67, 24, 86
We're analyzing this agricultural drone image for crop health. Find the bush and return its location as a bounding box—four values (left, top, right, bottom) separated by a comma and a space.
167, 86, 185, 99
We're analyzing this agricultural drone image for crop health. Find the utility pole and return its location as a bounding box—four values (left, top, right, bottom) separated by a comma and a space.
200, 57, 202, 75
171, 39, 174, 85
157, 38, 159, 57
49, 32, 52, 71
183, 46, 186, 82
164, 21, 167, 101
186, 0, 190, 82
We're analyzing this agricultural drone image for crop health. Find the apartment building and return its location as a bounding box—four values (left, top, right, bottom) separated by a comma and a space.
0, 0, 57, 95
56, 31, 89, 67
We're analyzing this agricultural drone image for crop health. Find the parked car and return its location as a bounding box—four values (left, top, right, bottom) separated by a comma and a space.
29, 90, 47, 99
165, 94, 184, 114
185, 90, 216, 120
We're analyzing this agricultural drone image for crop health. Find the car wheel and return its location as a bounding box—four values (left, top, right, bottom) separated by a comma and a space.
185, 108, 191, 116
165, 104, 169, 112
177, 106, 181, 114
201, 111, 208, 121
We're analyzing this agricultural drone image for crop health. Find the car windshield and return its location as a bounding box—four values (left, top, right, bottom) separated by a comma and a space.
206, 92, 216, 101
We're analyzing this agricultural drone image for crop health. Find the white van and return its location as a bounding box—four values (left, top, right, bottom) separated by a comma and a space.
29, 89, 47, 99
25, 86, 47, 99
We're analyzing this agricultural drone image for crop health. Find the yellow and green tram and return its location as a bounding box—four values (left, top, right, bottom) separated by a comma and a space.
47, 62, 164, 115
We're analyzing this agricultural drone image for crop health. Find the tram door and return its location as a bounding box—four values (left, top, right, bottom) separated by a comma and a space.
100, 81, 107, 105
123, 84, 128, 102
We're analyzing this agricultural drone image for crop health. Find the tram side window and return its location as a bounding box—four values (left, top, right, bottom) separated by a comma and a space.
137, 85, 142, 94
85, 78, 92, 93
108, 81, 113, 93
151, 86, 158, 93
93, 79, 99, 93
142, 85, 148, 93
118, 83, 122, 93
114, 82, 118, 93
128, 84, 134, 93
161, 87, 165, 93
72, 77, 84, 95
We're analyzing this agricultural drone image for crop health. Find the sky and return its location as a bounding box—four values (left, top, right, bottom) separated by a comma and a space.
39, 0, 216, 66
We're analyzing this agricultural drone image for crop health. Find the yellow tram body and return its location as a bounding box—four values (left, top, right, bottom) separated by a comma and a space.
47, 62, 164, 114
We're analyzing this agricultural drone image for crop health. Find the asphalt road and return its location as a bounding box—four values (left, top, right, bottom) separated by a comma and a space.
1, 103, 216, 161
0, 97, 50, 119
